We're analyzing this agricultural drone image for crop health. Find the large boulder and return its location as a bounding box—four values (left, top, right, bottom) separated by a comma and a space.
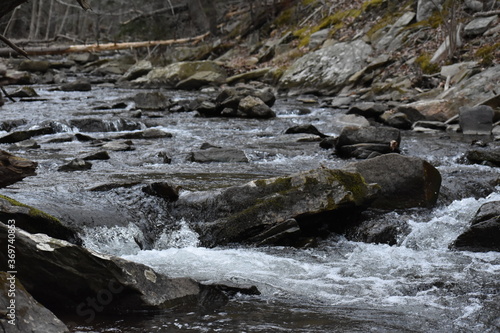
135, 61, 227, 89
0, 151, 37, 187
279, 40, 373, 95
0, 272, 69, 333
459, 105, 494, 135
0, 223, 227, 316
0, 195, 81, 244
452, 201, 500, 252
344, 154, 442, 209
178, 168, 379, 246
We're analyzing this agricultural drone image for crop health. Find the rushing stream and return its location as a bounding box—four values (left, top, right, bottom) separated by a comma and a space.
1, 81, 499, 332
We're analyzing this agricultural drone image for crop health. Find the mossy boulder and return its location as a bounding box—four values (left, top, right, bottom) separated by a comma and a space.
179, 168, 379, 246
135, 61, 227, 89
0, 195, 81, 245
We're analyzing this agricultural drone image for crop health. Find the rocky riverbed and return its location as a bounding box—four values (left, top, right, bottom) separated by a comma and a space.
0, 0, 499, 331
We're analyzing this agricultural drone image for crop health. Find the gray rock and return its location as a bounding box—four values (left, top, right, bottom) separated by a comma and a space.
453, 201, 500, 252
459, 105, 494, 135
0, 195, 81, 244
0, 272, 69, 333
121, 60, 153, 81
0, 127, 54, 143
58, 158, 92, 172
134, 91, 169, 110
10, 86, 39, 98
102, 140, 135, 151
135, 61, 226, 88
335, 126, 401, 158
464, 15, 498, 37
60, 79, 92, 92
176, 71, 226, 90
279, 40, 373, 95
285, 124, 327, 138
9, 139, 40, 149
417, 0, 444, 22
347, 102, 387, 118
226, 68, 271, 85
0, 150, 37, 188
466, 143, 500, 166
69, 118, 143, 132
114, 128, 172, 140
188, 148, 249, 163
412, 120, 447, 131
344, 154, 442, 209
83, 151, 110, 160
237, 96, 276, 118
308, 29, 329, 49
0, 223, 228, 315
382, 112, 413, 129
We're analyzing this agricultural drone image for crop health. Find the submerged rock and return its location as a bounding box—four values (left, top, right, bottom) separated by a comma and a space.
0, 223, 228, 315
188, 148, 249, 163
60, 79, 92, 92
180, 168, 379, 246
344, 154, 442, 209
453, 201, 500, 252
0, 272, 69, 333
0, 127, 54, 143
0, 150, 37, 187
58, 158, 92, 172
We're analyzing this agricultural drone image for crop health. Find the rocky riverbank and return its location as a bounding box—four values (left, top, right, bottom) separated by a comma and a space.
0, 0, 499, 331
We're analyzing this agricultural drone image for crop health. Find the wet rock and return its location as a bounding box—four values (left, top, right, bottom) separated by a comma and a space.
158, 151, 172, 164
0, 127, 54, 143
114, 128, 172, 140
60, 79, 92, 92
237, 96, 276, 119
344, 154, 442, 209
142, 182, 180, 202
0, 195, 81, 244
188, 148, 249, 163
69, 118, 143, 132
176, 71, 226, 90
58, 158, 92, 172
136, 61, 227, 89
459, 105, 494, 135
279, 40, 373, 95
196, 100, 218, 117
9, 86, 39, 98
285, 124, 327, 138
453, 201, 500, 252
347, 102, 387, 119
9, 139, 40, 149
465, 143, 500, 166
464, 15, 498, 37
133, 91, 169, 110
0, 223, 228, 314
0, 150, 37, 187
0, 119, 27, 132
102, 140, 135, 151
319, 137, 338, 149
0, 272, 69, 333
335, 126, 401, 159
83, 151, 110, 161
68, 53, 99, 64
74, 133, 95, 142
188, 168, 379, 246
18, 60, 50, 73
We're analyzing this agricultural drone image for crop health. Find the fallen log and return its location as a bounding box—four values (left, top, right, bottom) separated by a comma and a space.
0, 32, 210, 57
